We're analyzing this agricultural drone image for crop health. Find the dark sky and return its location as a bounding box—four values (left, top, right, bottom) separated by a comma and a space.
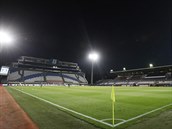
0, 1, 172, 82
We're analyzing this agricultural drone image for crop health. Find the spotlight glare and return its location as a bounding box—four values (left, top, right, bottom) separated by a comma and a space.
88, 52, 99, 62
0, 30, 14, 45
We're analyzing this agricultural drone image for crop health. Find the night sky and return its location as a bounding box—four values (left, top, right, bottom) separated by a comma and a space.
0, 1, 172, 82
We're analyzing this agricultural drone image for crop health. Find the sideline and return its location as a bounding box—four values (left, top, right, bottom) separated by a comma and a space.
0, 86, 39, 129
11, 87, 114, 127
11, 87, 172, 128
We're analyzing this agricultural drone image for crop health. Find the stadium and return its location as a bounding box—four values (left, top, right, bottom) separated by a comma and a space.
6, 56, 88, 85
0, 1, 172, 129
2, 56, 172, 87
0, 56, 172, 129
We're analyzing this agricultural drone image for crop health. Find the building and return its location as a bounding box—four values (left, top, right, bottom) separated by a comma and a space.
6, 56, 88, 85
96, 65, 172, 86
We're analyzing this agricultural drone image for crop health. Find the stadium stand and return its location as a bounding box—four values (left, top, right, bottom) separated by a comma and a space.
6, 56, 88, 85
76, 73, 88, 83
7, 68, 21, 82
96, 65, 172, 86
45, 72, 63, 84
62, 73, 80, 84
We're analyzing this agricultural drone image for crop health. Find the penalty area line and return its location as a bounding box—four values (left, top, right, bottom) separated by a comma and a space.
10, 87, 114, 127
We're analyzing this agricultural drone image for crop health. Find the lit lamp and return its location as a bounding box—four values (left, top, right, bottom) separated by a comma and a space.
149, 63, 153, 68
0, 29, 14, 52
88, 52, 99, 85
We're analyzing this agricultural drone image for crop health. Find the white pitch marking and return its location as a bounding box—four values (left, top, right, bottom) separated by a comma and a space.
10, 87, 172, 128
113, 103, 172, 127
11, 87, 114, 127
101, 118, 126, 122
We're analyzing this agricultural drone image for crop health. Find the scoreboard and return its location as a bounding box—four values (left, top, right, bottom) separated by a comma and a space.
0, 66, 9, 76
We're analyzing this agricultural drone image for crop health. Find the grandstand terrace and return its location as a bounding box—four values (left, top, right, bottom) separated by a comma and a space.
96, 65, 172, 86
6, 56, 88, 85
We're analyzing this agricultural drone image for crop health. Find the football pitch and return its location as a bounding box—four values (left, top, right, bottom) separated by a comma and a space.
6, 86, 172, 129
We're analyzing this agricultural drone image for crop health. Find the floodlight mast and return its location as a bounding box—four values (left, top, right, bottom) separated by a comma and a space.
88, 52, 99, 85
91, 61, 94, 85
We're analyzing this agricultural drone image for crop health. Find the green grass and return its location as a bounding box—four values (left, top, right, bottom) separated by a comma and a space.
6, 86, 172, 129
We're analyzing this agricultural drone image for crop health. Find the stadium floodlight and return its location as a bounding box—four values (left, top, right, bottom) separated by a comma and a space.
149, 63, 153, 68
88, 51, 100, 85
88, 52, 99, 62
0, 29, 14, 52
0, 30, 14, 45
123, 67, 126, 71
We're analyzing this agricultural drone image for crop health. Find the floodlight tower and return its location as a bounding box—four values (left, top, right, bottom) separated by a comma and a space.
88, 52, 99, 85
0, 28, 15, 83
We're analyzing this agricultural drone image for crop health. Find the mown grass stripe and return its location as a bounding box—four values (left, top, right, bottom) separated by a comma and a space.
11, 87, 114, 127
11, 86, 172, 128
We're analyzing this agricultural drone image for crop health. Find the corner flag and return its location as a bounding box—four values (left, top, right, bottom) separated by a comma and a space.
111, 85, 116, 125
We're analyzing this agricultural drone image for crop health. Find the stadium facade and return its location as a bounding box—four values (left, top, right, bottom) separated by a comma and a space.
6, 56, 88, 85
